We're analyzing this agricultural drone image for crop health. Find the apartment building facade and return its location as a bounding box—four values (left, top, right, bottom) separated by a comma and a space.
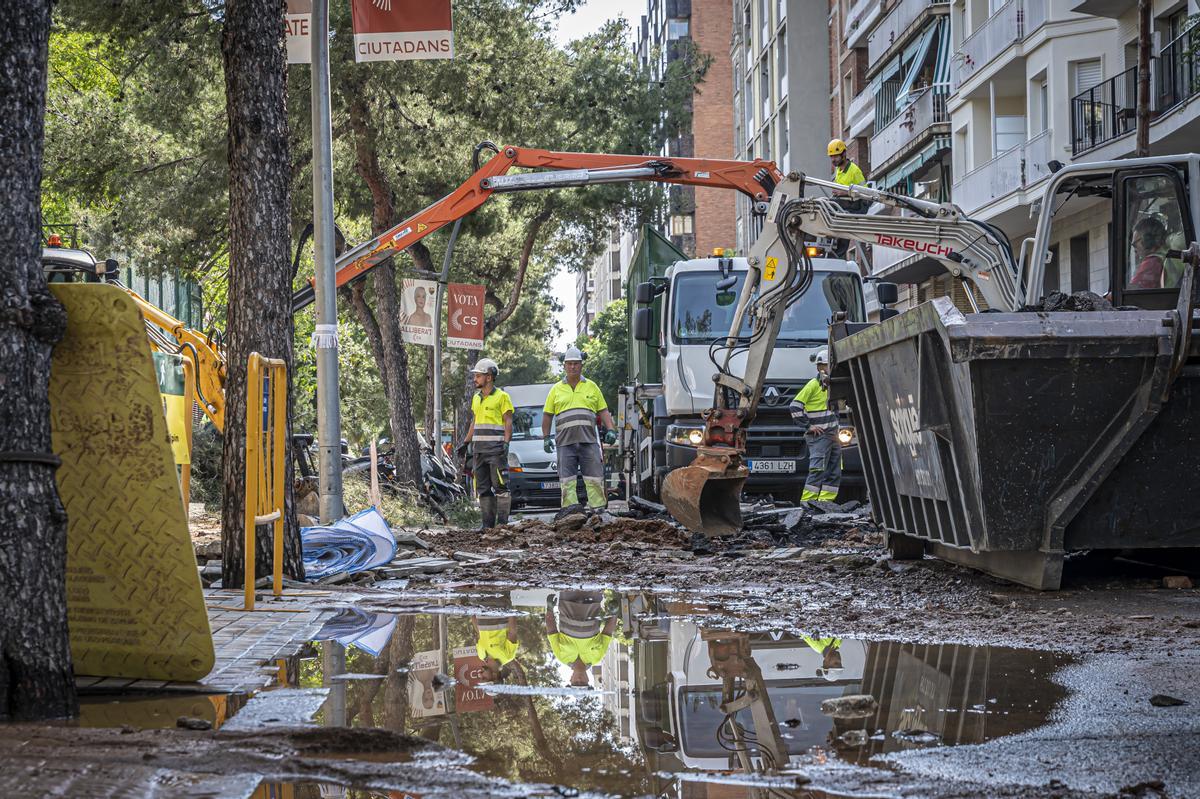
637, 0, 738, 257
948, 0, 1198, 299
731, 0, 833, 251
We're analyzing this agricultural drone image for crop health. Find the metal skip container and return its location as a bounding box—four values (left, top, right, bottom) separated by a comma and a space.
830, 296, 1200, 589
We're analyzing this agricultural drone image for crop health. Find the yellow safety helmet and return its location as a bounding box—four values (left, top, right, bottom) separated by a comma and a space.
827, 138, 847, 157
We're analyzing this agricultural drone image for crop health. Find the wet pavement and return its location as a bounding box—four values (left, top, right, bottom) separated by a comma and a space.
25, 582, 1176, 798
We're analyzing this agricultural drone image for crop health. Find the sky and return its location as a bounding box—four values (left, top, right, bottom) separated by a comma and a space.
547, 0, 648, 349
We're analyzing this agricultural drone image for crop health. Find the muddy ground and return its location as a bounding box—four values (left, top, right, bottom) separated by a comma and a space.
417, 507, 1200, 657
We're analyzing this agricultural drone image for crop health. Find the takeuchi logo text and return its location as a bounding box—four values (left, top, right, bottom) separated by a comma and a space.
874, 235, 954, 258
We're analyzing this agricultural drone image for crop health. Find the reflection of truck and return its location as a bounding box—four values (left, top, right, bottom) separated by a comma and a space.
631, 613, 867, 774
618, 227, 866, 504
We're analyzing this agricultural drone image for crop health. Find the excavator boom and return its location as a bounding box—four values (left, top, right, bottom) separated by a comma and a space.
292, 144, 782, 310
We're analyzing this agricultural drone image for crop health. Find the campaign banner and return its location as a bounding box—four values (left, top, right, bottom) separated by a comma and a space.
407, 648, 447, 718
350, 0, 454, 63
400, 278, 436, 347
152, 352, 190, 465
447, 283, 485, 349
452, 646, 495, 713
284, 0, 311, 64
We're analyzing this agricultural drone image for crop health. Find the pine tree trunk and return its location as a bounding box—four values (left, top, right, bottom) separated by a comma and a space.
0, 0, 77, 721
220, 0, 304, 586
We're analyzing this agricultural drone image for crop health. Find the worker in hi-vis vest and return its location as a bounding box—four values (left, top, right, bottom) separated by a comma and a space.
541, 347, 617, 509
789, 349, 841, 502
465, 357, 513, 529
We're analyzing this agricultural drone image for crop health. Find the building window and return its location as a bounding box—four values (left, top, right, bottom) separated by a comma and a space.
778, 104, 789, 170
759, 0, 769, 46
667, 18, 689, 39
1071, 59, 1103, 98
760, 61, 771, 120
1038, 81, 1049, 132
670, 214, 694, 236
744, 73, 754, 132
763, 120, 773, 161
777, 28, 787, 99
995, 115, 1026, 153
777, 0, 786, 25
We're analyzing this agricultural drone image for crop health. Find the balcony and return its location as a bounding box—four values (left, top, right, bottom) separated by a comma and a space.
868, 0, 950, 70
847, 87, 876, 139
1071, 65, 1137, 155
869, 83, 950, 171
845, 0, 883, 49
952, 0, 1046, 90
1156, 24, 1199, 113
951, 129, 1053, 215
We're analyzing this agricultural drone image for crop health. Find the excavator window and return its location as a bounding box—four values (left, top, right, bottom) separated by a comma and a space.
1108, 164, 1195, 307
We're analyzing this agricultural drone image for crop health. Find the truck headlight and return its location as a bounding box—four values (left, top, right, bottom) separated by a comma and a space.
507, 451, 522, 470
837, 426, 855, 446
667, 425, 705, 447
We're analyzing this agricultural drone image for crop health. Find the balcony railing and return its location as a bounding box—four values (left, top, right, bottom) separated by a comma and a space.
953, 142, 1024, 214
951, 129, 1054, 215
847, 87, 876, 138
1071, 65, 1137, 155
845, 0, 883, 49
952, 0, 1046, 89
868, 0, 950, 66
1156, 24, 1199, 112
869, 83, 950, 168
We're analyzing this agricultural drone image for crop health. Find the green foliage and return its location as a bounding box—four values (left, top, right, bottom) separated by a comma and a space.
577, 299, 628, 409
188, 421, 223, 509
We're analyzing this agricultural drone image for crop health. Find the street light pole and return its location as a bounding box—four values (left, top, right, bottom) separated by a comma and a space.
311, 0, 343, 523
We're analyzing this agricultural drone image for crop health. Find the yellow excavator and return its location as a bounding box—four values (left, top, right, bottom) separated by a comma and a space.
42, 236, 227, 430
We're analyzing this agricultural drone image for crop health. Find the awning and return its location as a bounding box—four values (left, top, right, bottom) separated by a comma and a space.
894, 24, 938, 111
934, 18, 951, 86
878, 135, 950, 190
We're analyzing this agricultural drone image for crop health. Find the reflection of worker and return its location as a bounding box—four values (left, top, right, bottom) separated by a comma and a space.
545, 590, 616, 687
473, 614, 519, 683
789, 349, 841, 502
466, 358, 513, 529
1129, 216, 1171, 288
828, 139, 869, 258
804, 635, 844, 681
404, 285, 433, 329
541, 347, 616, 509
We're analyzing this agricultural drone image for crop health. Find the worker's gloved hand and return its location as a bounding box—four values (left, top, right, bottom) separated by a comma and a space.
604, 429, 617, 445
502, 441, 510, 458
543, 439, 554, 453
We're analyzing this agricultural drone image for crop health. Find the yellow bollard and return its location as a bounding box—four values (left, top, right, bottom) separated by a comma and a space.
244, 352, 287, 611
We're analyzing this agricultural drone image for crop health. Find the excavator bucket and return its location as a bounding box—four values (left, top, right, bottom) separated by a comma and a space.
661, 448, 748, 537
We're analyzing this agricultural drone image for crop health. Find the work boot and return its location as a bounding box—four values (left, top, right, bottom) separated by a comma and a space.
495, 494, 511, 526
479, 495, 497, 530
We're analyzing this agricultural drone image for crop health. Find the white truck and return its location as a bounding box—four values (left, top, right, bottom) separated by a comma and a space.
619, 237, 868, 505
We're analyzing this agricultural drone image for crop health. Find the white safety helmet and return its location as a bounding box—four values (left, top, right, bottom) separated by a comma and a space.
470, 357, 499, 377
816, 667, 845, 682
563, 346, 585, 363
814, 349, 829, 365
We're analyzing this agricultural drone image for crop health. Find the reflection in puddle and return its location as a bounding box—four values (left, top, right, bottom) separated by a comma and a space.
301, 587, 1072, 798
73, 585, 1073, 798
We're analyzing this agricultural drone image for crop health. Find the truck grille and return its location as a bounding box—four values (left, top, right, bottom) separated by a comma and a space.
745, 426, 806, 458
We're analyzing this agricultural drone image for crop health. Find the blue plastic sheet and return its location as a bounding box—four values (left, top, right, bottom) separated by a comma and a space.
301, 507, 397, 580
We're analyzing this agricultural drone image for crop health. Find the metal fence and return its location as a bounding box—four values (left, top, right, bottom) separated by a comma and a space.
1070, 65, 1138, 155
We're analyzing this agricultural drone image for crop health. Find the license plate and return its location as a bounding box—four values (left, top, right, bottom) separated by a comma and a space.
540, 481, 560, 489
748, 459, 796, 474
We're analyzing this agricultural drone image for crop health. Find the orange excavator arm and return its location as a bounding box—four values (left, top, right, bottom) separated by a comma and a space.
293, 144, 784, 310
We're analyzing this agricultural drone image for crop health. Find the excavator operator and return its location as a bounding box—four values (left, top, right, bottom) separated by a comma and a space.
466, 357, 513, 529
828, 138, 869, 258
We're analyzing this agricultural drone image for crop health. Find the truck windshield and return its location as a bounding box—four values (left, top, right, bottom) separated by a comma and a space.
512, 405, 551, 440
671, 270, 864, 344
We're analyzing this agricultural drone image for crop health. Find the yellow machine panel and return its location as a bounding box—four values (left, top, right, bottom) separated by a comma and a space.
49, 283, 214, 681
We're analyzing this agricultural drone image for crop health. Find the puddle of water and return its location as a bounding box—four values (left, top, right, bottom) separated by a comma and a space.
74, 585, 1073, 798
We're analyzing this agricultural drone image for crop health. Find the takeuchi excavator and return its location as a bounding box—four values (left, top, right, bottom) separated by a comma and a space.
289, 142, 1026, 533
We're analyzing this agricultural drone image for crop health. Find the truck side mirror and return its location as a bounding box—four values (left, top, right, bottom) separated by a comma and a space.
875, 281, 899, 306
635, 281, 655, 305
633, 307, 655, 343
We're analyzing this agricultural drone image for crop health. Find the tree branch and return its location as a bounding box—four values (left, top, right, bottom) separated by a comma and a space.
484, 206, 552, 335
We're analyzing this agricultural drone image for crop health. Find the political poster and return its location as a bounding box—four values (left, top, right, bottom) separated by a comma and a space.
284, 0, 311, 64
350, 0, 454, 63
152, 351, 190, 465
400, 278, 436, 347
452, 646, 496, 713
447, 283, 485, 349
407, 648, 447, 718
